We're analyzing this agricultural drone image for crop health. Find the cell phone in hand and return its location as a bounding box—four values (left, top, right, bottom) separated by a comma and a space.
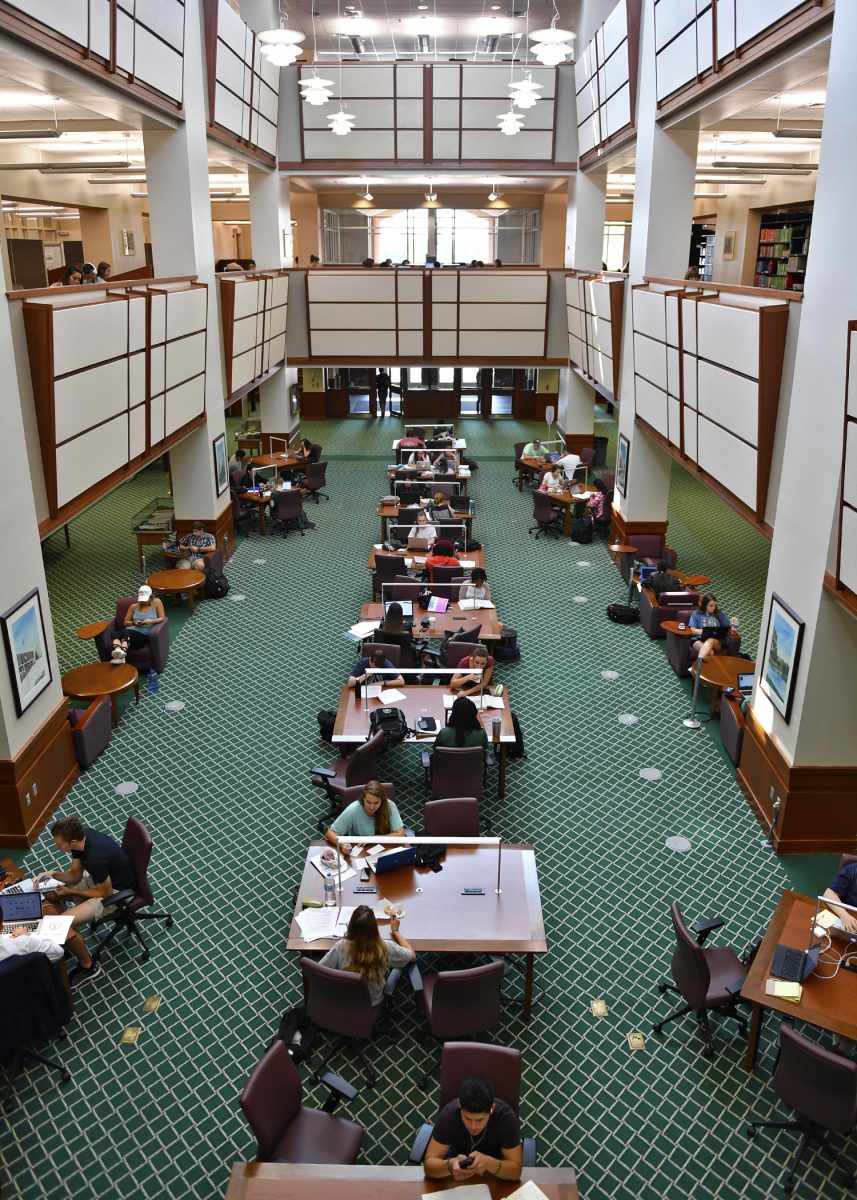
458, 1156, 474, 1168
359, 865, 371, 882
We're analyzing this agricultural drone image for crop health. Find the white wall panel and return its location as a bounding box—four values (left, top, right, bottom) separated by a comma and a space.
396, 66, 423, 97
135, 28, 182, 100
668, 396, 682, 446
167, 288, 207, 339
843, 424, 857, 509
56, 414, 127, 509
589, 348, 613, 389
683, 357, 697, 410
656, 25, 697, 100
311, 331, 396, 357
634, 333, 667, 389
165, 375, 205, 437
567, 304, 585, 341
232, 316, 258, 355
310, 303, 397, 330
569, 335, 585, 364
603, 85, 631, 137
697, 417, 757, 508
54, 359, 128, 443
166, 332, 206, 389
129, 352, 146, 409
268, 306, 288, 338
461, 130, 554, 159
460, 274, 544, 304
459, 332, 545, 356
632, 289, 666, 341
735, 0, 803, 45
397, 275, 423, 302
150, 400, 165, 445
665, 296, 680, 346
432, 304, 458, 330
398, 304, 423, 330
432, 275, 458, 302
302, 99, 396, 128
684, 409, 698, 460
53, 301, 125, 376
697, 303, 760, 377
656, 0, 698, 48
308, 275, 395, 302
214, 82, 244, 135
150, 345, 165, 398
398, 131, 424, 157
304, 130, 396, 158
667, 346, 681, 396
433, 331, 458, 356
635, 374, 669, 438
432, 67, 460, 97
697, 360, 759, 445
399, 332, 423, 356
459, 305, 546, 331
231, 350, 257, 394
336, 65, 394, 97
129, 404, 146, 459
682, 300, 697, 353
588, 280, 613, 320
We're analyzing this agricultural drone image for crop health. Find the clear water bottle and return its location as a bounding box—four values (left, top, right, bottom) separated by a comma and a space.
323, 871, 336, 906
147, 669, 159, 693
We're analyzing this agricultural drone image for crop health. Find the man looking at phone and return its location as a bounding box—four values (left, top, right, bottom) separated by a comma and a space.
423, 1074, 522, 1181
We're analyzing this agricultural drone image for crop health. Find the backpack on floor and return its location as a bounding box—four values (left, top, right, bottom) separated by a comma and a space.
508, 711, 526, 759
495, 627, 520, 662
203, 565, 230, 598
607, 603, 639, 625
273, 1005, 317, 1065
570, 517, 593, 544
317, 710, 336, 743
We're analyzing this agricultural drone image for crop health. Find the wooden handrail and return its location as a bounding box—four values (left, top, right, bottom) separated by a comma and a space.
7, 275, 200, 300
643, 275, 803, 302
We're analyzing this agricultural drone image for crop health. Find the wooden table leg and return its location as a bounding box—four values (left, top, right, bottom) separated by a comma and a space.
187, 587, 196, 616
133, 678, 139, 706
563, 505, 572, 537
523, 954, 534, 1021
259, 507, 267, 537
744, 1002, 764, 1070
498, 744, 507, 799
109, 695, 120, 727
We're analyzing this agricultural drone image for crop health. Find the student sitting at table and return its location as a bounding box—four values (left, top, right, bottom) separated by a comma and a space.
178, 522, 216, 570
408, 510, 437, 543
427, 492, 456, 522
425, 539, 460, 581
432, 453, 456, 476
539, 465, 565, 493
424, 1074, 522, 1182
522, 437, 542, 457
296, 437, 321, 463
554, 450, 582, 479
407, 449, 433, 471
435, 696, 489, 749
318, 903, 415, 1007
378, 601, 409, 634
112, 585, 166, 661
450, 645, 494, 697
459, 568, 491, 604
688, 595, 739, 664
325, 780, 406, 851
347, 648, 404, 689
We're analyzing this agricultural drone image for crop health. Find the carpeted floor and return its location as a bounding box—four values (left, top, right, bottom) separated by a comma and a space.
1, 412, 845, 1200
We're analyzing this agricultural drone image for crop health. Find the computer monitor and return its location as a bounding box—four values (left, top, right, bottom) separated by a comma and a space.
384, 598, 413, 618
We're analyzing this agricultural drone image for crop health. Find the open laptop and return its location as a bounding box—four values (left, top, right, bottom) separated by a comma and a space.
0, 889, 43, 934
384, 598, 413, 619
770, 939, 822, 983
738, 673, 755, 696
638, 564, 658, 584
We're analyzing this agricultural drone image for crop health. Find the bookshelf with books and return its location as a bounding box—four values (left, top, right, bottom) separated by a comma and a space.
754, 208, 812, 291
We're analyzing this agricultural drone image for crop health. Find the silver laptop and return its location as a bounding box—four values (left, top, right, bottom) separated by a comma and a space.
0, 890, 43, 933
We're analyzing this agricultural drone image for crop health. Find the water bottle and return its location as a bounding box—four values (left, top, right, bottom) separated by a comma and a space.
147, 669, 159, 693
323, 871, 336, 906
492, 717, 501, 742
355, 675, 362, 700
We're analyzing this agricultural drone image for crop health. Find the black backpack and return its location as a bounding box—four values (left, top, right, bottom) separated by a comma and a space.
607, 603, 639, 625
508, 711, 526, 759
203, 565, 230, 599
368, 706, 408, 746
317, 710, 336, 743
570, 517, 593, 544
273, 1005, 317, 1065
495, 627, 520, 662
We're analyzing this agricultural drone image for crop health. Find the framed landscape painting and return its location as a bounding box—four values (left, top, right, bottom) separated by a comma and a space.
616, 434, 630, 496
759, 592, 804, 722
213, 433, 229, 496
1, 588, 52, 716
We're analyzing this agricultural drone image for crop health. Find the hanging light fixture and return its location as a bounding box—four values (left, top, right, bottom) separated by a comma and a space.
357, 177, 373, 201
328, 104, 356, 135
530, 2, 574, 67
300, 72, 334, 105
425, 178, 438, 201
258, 25, 305, 67
487, 179, 501, 202
509, 73, 542, 109
497, 106, 524, 136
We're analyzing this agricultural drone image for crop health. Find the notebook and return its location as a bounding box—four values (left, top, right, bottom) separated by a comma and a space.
427, 596, 449, 613
0, 890, 43, 933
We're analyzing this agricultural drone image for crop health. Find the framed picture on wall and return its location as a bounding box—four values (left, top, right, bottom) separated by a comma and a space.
1, 588, 53, 717
212, 433, 229, 496
616, 434, 630, 496
722, 231, 738, 260
121, 229, 136, 256
759, 592, 805, 722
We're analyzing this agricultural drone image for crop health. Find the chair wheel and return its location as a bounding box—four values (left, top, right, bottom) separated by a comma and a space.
61, 1071, 71, 1084
652, 1023, 663, 1035
747, 1125, 757, 1140
657, 983, 668, 994
702, 1046, 714, 1059
141, 950, 150, 962
166, 917, 174, 928
4, 1098, 15, 1112
783, 1179, 794, 1193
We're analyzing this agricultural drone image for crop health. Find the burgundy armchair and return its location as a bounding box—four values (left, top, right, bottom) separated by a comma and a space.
639, 589, 699, 639
67, 696, 112, 769
616, 534, 678, 582
665, 606, 741, 677
94, 599, 170, 674
720, 694, 746, 767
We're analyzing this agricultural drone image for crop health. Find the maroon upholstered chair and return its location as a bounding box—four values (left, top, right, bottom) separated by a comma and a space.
652, 902, 748, 1058
239, 1040, 363, 1164
301, 957, 387, 1086
414, 962, 505, 1087
372, 553, 408, 600
617, 534, 678, 582
424, 797, 480, 837
720, 694, 746, 767
67, 696, 112, 769
94, 599, 169, 674
364, 628, 416, 669
311, 732, 387, 819
747, 1023, 857, 1191
271, 489, 305, 537
422, 746, 485, 802
408, 1043, 536, 1166
573, 446, 596, 482
528, 490, 563, 539
91, 817, 174, 964
442, 642, 481, 671
358, 641, 402, 668
665, 605, 703, 676
639, 588, 699, 639
428, 565, 467, 602
302, 461, 329, 503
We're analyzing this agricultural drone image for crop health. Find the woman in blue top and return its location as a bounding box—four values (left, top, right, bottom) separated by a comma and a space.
325, 781, 405, 853
111, 584, 166, 662
688, 594, 738, 664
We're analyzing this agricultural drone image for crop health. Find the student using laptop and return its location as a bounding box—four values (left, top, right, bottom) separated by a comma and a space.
408, 510, 437, 544
823, 863, 857, 933
406, 449, 433, 471
318, 904, 414, 1007
35, 816, 135, 985
688, 595, 739, 665
645, 560, 676, 600
521, 437, 542, 458
450, 645, 494, 697
378, 601, 410, 636
0, 907, 64, 965
554, 449, 582, 479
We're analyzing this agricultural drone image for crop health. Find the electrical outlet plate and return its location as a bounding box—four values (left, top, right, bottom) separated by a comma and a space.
627, 1030, 646, 1052
590, 998, 608, 1017
120, 1026, 141, 1045
142, 995, 161, 1014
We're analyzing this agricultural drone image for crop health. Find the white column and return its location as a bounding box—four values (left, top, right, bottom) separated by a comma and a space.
142, 0, 228, 525
248, 167, 294, 435
566, 168, 606, 271
0, 254, 65, 759
753, 0, 857, 765
614, 0, 698, 522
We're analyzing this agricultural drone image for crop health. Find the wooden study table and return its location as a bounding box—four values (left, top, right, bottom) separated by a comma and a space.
331, 682, 514, 796
377, 503, 474, 544
542, 485, 597, 538
366, 546, 487, 572
146, 568, 205, 615
358, 601, 502, 643
62, 662, 139, 726
394, 438, 467, 451
287, 840, 546, 1020
515, 453, 545, 491
741, 890, 857, 1070
249, 452, 304, 471
690, 654, 755, 717
389, 468, 471, 494
225, 1164, 578, 1199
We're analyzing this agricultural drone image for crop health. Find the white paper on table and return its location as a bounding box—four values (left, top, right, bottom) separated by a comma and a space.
364, 683, 383, 700
458, 598, 495, 611
422, 1187, 490, 1200
477, 695, 505, 710
442, 693, 456, 709
295, 908, 338, 941
459, 559, 476, 568
334, 906, 355, 935
350, 620, 381, 638
373, 543, 383, 550
365, 844, 386, 858
507, 1181, 551, 1200
35, 914, 74, 943
404, 558, 413, 568
379, 688, 406, 703
310, 852, 357, 885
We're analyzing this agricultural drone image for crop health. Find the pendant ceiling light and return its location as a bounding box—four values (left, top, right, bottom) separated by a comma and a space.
529, 3, 575, 67
328, 105, 356, 135
497, 107, 524, 136
509, 73, 542, 109
300, 72, 334, 105
258, 25, 305, 66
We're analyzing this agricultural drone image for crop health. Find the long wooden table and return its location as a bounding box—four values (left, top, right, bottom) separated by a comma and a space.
377, 503, 474, 544
331, 683, 514, 797
542, 487, 597, 537
741, 890, 857, 1070
225, 1164, 578, 1199
287, 841, 546, 1020
367, 546, 487, 572
358, 601, 502, 643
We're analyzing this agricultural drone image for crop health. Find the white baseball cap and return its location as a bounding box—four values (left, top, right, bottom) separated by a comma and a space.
138, 585, 153, 601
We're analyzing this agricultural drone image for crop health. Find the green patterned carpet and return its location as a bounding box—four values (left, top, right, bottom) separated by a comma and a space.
1, 413, 844, 1200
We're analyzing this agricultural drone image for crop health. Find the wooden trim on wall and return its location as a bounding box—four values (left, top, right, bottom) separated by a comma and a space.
737, 706, 857, 855
0, 699, 78, 849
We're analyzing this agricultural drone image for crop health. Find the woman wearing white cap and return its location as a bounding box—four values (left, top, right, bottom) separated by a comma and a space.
111, 585, 166, 663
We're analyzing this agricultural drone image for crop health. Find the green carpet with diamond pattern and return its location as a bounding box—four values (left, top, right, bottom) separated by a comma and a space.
0, 412, 843, 1200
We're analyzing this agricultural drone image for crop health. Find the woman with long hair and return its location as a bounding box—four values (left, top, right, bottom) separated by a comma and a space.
319, 904, 415, 1005
325, 780, 405, 851
435, 695, 488, 749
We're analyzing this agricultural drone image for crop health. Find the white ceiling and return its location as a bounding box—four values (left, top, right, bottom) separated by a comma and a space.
271, 1, 580, 62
